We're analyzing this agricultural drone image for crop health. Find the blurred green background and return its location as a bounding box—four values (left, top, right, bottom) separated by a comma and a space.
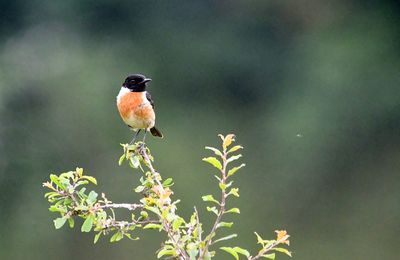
1, 1, 399, 259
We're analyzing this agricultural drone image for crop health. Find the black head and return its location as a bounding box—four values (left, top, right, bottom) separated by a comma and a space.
122, 74, 152, 92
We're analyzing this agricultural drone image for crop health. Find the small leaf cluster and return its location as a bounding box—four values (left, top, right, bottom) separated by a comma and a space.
43, 134, 292, 259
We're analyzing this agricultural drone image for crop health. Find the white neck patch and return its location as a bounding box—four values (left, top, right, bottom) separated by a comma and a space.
116, 87, 130, 104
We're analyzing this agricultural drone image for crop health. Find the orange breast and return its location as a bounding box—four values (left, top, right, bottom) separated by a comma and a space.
117, 92, 155, 128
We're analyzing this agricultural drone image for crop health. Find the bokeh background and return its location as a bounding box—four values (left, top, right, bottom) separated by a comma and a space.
1, 1, 399, 259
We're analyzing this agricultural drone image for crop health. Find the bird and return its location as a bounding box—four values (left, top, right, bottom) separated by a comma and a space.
116, 74, 163, 144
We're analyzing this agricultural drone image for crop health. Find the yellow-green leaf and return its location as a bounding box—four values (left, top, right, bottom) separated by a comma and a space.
202, 195, 220, 205
227, 145, 243, 154
81, 214, 94, 232
228, 188, 240, 197
94, 232, 102, 244
81, 175, 97, 185
273, 247, 292, 257
54, 217, 67, 229
226, 208, 240, 214
227, 164, 246, 177
76, 167, 83, 177
214, 234, 237, 244
110, 231, 123, 242
68, 217, 74, 228
172, 217, 184, 231
233, 247, 250, 257
216, 222, 233, 229
220, 247, 239, 260
143, 223, 163, 230
262, 253, 276, 259
157, 247, 176, 258
118, 154, 125, 165
205, 146, 223, 157
206, 206, 219, 216
227, 154, 242, 164
202, 157, 222, 170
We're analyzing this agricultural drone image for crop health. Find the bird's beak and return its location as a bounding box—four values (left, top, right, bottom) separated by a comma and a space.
143, 78, 152, 83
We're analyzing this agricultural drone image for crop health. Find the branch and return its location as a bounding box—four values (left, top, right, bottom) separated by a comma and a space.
136, 145, 189, 260
199, 149, 229, 258
98, 203, 143, 211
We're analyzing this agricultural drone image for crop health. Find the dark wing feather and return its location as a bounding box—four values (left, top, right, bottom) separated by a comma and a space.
146, 91, 155, 109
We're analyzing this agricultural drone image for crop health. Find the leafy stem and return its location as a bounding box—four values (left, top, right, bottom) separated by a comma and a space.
43, 134, 292, 260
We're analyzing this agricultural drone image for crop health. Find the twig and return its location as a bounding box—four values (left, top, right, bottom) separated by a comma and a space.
199, 150, 228, 259
99, 203, 143, 211
137, 145, 189, 260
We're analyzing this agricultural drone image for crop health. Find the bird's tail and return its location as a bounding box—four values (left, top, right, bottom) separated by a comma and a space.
150, 126, 163, 138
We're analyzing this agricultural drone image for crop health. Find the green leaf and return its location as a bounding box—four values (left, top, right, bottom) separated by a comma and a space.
216, 222, 233, 229
87, 190, 98, 205
118, 154, 125, 165
81, 175, 97, 185
172, 217, 184, 231
228, 188, 240, 197
124, 233, 139, 240
205, 146, 223, 157
226, 208, 240, 214
134, 185, 145, 193
187, 247, 199, 260
44, 191, 59, 198
60, 171, 74, 179
143, 223, 163, 230
255, 232, 264, 244
201, 195, 220, 205
204, 251, 213, 260
76, 167, 83, 177
227, 145, 243, 154
145, 206, 161, 216
162, 178, 174, 187
227, 164, 246, 177
68, 217, 75, 228
202, 157, 222, 170
227, 154, 242, 164
75, 180, 89, 187
49, 205, 66, 213
110, 231, 124, 242
50, 174, 62, 188
54, 217, 67, 229
219, 182, 226, 190
233, 247, 250, 257
157, 247, 175, 258
129, 155, 140, 168
262, 253, 276, 259
220, 247, 239, 260
206, 206, 219, 216
94, 232, 102, 244
81, 214, 94, 232
214, 234, 237, 244
273, 247, 292, 257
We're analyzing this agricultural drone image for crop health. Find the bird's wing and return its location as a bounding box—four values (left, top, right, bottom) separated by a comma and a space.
146, 91, 155, 109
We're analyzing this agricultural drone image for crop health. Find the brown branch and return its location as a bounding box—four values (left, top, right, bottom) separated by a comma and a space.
102, 219, 161, 231
137, 145, 189, 260
98, 203, 144, 211
199, 150, 228, 259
